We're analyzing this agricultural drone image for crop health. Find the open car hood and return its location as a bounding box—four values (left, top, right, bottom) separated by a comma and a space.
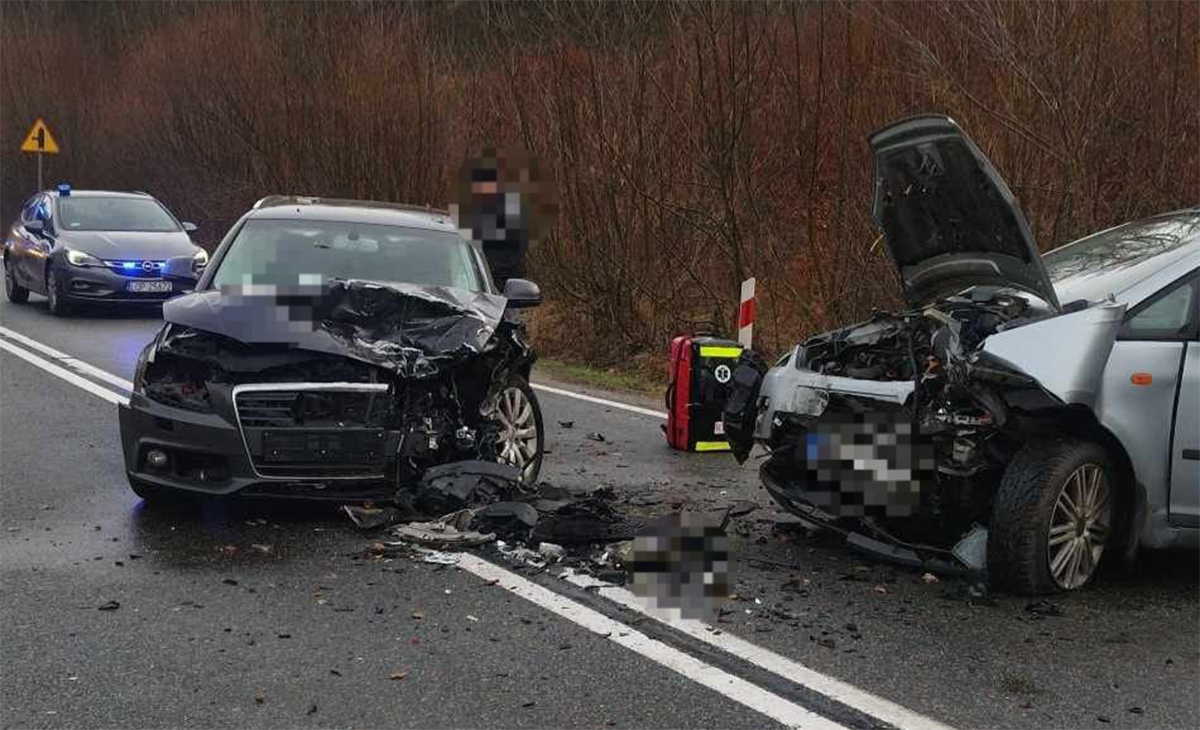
161, 279, 508, 379
870, 115, 1060, 311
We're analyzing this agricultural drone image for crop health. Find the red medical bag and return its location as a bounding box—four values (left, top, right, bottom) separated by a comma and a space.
664, 335, 744, 452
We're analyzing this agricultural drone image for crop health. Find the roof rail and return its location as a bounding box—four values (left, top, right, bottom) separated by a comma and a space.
251, 195, 449, 217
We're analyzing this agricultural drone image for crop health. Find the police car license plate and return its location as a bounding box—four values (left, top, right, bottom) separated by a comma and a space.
127, 280, 172, 293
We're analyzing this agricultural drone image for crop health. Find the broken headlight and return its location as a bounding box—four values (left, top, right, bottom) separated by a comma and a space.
141, 354, 213, 413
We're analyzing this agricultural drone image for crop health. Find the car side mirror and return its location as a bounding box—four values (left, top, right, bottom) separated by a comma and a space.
161, 255, 199, 285
502, 278, 542, 308
24, 220, 44, 234
182, 222, 198, 233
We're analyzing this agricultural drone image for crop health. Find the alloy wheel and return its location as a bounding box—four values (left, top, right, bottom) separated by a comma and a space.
493, 385, 540, 481
1047, 462, 1111, 590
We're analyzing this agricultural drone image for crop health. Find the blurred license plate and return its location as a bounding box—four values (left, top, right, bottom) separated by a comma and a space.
128, 280, 172, 293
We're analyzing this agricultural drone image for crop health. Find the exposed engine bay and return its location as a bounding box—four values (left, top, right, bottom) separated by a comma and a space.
725, 288, 1127, 573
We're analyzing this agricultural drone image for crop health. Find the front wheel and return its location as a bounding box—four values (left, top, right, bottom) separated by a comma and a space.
45, 265, 73, 316
4, 259, 29, 303
989, 438, 1115, 594
491, 375, 544, 484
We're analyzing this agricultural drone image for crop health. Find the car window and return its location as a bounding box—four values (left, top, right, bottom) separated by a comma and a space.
58, 197, 180, 232
210, 219, 483, 292
1120, 275, 1198, 341
22, 195, 47, 223
1044, 213, 1200, 284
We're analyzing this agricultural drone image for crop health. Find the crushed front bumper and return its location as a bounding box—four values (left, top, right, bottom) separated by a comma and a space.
118, 391, 395, 500
759, 459, 984, 575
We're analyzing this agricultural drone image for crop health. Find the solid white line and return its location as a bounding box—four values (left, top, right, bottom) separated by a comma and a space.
561, 572, 956, 730
456, 553, 847, 730
530, 382, 667, 420
0, 339, 129, 406
0, 326, 134, 392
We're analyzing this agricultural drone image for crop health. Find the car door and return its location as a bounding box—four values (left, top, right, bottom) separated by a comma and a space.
11, 195, 45, 290
1099, 272, 1199, 528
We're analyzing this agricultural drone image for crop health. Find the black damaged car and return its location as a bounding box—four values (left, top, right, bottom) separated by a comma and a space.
119, 196, 545, 503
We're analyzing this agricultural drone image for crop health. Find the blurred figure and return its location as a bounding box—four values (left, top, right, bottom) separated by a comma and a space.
451, 147, 553, 289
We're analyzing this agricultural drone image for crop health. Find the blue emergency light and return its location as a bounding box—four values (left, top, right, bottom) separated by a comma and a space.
57, 183, 71, 196
122, 262, 138, 270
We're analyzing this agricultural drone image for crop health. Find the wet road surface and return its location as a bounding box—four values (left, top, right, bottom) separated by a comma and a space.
2, 295, 1197, 729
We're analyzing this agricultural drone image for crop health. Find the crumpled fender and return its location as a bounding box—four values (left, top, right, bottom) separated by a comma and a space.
977, 302, 1126, 408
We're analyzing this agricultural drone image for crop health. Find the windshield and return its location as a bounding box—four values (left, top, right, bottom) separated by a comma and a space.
58, 197, 180, 232
210, 219, 484, 292
1044, 212, 1200, 283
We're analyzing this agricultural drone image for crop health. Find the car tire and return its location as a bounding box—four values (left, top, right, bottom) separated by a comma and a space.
492, 375, 545, 484
4, 258, 29, 303
45, 264, 73, 316
128, 477, 191, 506
989, 437, 1116, 595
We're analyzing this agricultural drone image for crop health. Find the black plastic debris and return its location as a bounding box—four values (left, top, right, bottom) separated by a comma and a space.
97, 600, 121, 611
558, 421, 575, 429
413, 460, 524, 515
342, 504, 405, 531
1025, 599, 1064, 617
472, 502, 540, 540
531, 496, 638, 545
586, 432, 607, 443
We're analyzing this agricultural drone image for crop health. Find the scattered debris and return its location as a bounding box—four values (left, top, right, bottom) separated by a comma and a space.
725, 500, 759, 518
389, 670, 409, 681
466, 615, 480, 622
393, 510, 495, 548
538, 542, 566, 563
343, 504, 404, 531
558, 421, 575, 429
413, 461, 524, 515
1025, 599, 1064, 618
306, 704, 318, 716
97, 600, 121, 611
249, 544, 272, 554
472, 502, 539, 540
921, 572, 939, 584
587, 432, 607, 443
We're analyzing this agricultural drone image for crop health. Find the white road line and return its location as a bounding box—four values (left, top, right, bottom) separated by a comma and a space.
530, 382, 667, 420
0, 326, 134, 392
561, 572, 956, 730
0, 339, 129, 406
457, 554, 846, 730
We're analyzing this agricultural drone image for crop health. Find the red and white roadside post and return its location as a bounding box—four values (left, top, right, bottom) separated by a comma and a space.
738, 277, 756, 348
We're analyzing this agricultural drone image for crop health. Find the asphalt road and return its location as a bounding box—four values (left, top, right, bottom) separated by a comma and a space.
2, 294, 1197, 730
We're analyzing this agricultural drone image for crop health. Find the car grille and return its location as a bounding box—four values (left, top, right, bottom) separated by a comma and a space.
233, 384, 392, 478
103, 260, 167, 278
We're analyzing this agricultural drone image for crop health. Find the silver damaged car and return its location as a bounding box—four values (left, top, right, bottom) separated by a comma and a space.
723, 115, 1199, 594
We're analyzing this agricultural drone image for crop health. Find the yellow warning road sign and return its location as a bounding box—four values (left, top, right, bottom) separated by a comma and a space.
20, 119, 59, 154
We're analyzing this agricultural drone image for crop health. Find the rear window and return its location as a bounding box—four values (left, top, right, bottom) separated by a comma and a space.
59, 197, 180, 232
